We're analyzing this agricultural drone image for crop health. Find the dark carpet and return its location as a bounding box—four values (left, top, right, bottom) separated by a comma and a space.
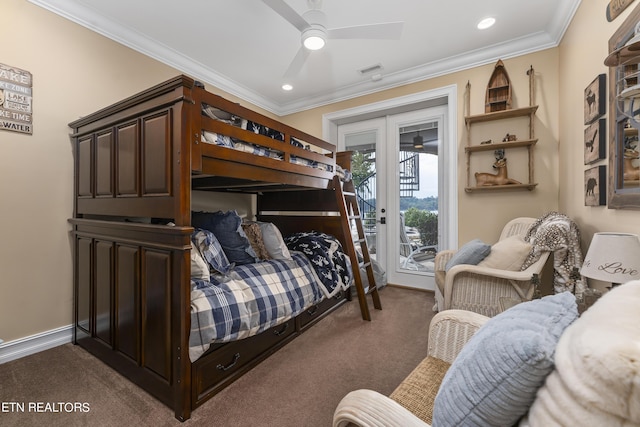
0, 286, 434, 426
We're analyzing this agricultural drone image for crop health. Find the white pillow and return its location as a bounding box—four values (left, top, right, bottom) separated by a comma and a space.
259, 222, 292, 260
478, 235, 532, 271
190, 242, 210, 280
525, 281, 640, 426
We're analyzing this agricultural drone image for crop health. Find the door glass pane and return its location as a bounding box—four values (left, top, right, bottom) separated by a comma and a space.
398, 122, 438, 273
344, 132, 378, 259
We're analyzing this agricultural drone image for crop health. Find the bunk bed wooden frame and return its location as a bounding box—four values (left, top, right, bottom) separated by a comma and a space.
68, 75, 379, 421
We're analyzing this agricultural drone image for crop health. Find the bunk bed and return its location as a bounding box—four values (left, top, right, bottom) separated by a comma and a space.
68, 75, 380, 421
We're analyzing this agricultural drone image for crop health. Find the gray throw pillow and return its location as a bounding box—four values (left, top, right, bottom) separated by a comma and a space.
444, 239, 491, 272
432, 292, 579, 427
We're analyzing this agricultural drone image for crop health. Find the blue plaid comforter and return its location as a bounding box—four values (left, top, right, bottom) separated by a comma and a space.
189, 238, 352, 362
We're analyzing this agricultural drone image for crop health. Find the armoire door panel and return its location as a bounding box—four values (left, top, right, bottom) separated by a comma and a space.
95, 240, 114, 346
76, 237, 93, 334
142, 249, 172, 382
77, 136, 93, 197
96, 131, 114, 197
115, 244, 140, 362
142, 111, 171, 196
116, 121, 139, 196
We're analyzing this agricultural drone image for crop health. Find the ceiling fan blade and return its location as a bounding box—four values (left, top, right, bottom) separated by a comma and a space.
283, 47, 311, 80
262, 0, 310, 32
327, 21, 404, 40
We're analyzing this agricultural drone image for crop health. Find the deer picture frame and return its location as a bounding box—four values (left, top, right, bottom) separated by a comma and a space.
584, 74, 606, 125
584, 119, 606, 164
585, 165, 607, 206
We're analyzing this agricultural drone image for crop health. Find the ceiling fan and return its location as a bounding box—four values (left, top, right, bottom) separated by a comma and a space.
262, 0, 404, 81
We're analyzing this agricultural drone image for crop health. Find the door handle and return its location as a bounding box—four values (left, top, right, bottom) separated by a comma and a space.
379, 217, 386, 224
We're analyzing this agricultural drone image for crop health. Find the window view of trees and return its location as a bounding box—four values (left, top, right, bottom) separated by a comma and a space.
403, 207, 438, 247
351, 150, 438, 248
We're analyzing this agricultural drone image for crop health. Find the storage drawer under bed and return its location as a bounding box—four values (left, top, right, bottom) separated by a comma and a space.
192, 319, 296, 406
298, 290, 347, 330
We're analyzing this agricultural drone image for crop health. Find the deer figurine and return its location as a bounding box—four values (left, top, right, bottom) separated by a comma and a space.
475, 150, 522, 186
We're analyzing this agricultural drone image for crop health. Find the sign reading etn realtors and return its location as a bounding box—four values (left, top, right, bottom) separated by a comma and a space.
0, 63, 32, 135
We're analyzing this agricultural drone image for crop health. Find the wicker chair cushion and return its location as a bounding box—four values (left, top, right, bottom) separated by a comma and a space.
444, 239, 491, 272
390, 356, 451, 425
478, 235, 532, 271
432, 292, 578, 427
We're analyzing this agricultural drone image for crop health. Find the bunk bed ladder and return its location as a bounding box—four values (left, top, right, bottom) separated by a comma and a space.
333, 176, 382, 321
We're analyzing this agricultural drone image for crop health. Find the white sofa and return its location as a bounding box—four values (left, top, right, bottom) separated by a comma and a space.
333, 281, 640, 427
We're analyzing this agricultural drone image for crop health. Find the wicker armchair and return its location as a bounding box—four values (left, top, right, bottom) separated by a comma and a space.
333, 309, 488, 427
434, 217, 549, 317
334, 282, 640, 427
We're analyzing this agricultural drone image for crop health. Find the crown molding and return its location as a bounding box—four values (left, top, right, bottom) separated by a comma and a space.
29, 0, 581, 116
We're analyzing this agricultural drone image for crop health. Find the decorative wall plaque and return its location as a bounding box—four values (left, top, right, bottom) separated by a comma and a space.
0, 63, 33, 135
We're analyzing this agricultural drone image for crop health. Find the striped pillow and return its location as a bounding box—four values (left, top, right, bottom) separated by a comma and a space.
432, 292, 578, 426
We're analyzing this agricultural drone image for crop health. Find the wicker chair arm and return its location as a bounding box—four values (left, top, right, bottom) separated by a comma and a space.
333, 389, 430, 427
434, 249, 455, 272
443, 253, 550, 316
426, 309, 489, 363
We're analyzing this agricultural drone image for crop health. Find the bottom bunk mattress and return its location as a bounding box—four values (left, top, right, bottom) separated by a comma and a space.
189, 232, 352, 362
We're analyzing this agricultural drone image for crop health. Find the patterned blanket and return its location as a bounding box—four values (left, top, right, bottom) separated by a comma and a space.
189, 233, 353, 362
521, 211, 585, 297
285, 231, 353, 298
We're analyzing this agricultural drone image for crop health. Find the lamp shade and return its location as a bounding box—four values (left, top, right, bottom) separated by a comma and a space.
581, 232, 640, 284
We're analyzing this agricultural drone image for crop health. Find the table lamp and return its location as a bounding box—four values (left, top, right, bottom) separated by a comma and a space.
581, 232, 640, 288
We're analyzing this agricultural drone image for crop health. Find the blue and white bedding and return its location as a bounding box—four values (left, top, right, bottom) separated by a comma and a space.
201, 129, 335, 172
285, 231, 353, 298
189, 233, 353, 362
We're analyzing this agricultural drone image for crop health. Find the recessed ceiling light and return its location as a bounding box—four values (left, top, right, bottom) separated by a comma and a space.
282, 84, 293, 91
477, 17, 496, 30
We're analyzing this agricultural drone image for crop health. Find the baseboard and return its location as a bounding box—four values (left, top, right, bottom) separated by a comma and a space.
0, 325, 73, 364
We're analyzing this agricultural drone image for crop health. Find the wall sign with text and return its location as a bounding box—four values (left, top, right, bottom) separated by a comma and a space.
0, 63, 33, 135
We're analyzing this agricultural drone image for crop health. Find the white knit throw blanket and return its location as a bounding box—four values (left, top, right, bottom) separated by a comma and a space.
521, 212, 585, 298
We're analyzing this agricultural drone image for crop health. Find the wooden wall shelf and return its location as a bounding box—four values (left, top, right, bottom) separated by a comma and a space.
465, 183, 538, 193
465, 139, 537, 153
464, 65, 538, 192
465, 105, 538, 125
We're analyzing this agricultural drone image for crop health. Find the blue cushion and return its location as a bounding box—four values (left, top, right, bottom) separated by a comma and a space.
191, 228, 232, 274
445, 239, 491, 271
192, 211, 257, 265
432, 292, 578, 427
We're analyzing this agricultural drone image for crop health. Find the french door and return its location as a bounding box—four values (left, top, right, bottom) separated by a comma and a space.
338, 106, 448, 290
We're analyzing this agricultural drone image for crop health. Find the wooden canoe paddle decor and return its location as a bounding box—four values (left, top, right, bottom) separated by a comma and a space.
607, 0, 636, 22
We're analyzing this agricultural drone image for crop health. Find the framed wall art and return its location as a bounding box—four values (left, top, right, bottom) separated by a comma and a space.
585, 165, 607, 206
584, 74, 606, 124
584, 119, 606, 164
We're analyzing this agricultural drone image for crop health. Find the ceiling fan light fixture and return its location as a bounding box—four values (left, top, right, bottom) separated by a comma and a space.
302, 27, 326, 50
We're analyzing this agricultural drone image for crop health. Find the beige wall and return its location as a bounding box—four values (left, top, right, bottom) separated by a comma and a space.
1, 0, 633, 343
283, 50, 561, 245
0, 0, 177, 342
559, 2, 640, 242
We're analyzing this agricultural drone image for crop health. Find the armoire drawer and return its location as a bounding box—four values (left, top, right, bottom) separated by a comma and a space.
298, 289, 347, 330
192, 319, 295, 404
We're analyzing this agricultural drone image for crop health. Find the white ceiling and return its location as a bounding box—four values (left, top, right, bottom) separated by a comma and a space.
31, 0, 581, 115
